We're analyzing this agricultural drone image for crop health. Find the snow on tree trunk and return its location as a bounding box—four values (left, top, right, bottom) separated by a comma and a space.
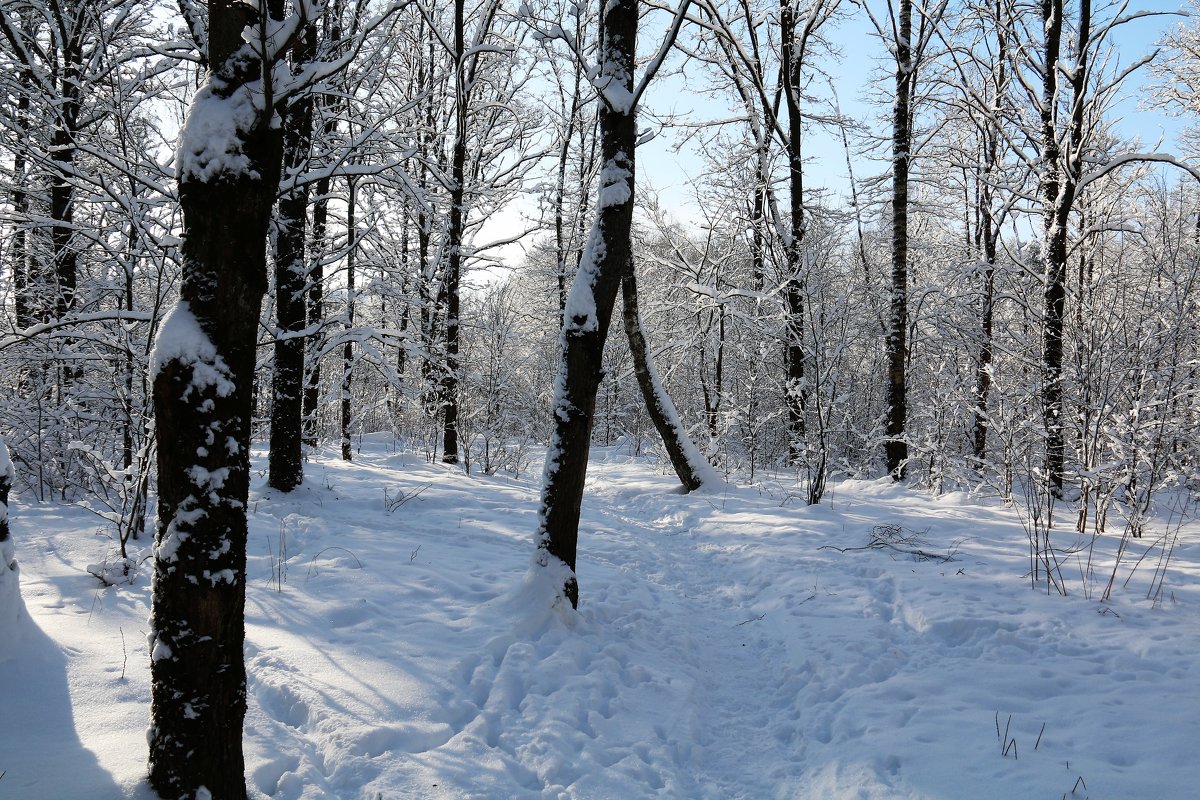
147, 5, 285, 796
534, 0, 638, 610
621, 269, 718, 491
0, 437, 20, 659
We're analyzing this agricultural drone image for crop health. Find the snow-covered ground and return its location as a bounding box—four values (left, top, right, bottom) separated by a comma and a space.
1, 436, 1197, 799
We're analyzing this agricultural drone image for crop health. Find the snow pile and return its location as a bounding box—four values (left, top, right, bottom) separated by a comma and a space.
0, 544, 19, 661
2, 437, 1198, 797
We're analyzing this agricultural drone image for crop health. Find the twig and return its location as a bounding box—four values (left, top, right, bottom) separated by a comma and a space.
305, 546, 364, 581
384, 483, 432, 512
819, 524, 957, 563
120, 627, 128, 681
734, 613, 765, 627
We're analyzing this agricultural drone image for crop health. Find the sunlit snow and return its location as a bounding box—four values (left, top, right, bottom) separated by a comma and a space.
0, 437, 1197, 798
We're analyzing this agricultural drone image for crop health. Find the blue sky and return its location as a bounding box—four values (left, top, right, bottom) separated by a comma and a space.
635, 0, 1193, 223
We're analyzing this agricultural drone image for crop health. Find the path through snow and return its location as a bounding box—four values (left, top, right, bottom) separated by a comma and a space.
1, 439, 1197, 798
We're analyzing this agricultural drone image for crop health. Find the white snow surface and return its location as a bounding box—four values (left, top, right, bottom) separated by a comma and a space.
1, 436, 1198, 798
0, 437, 13, 483
149, 301, 236, 397
176, 79, 260, 183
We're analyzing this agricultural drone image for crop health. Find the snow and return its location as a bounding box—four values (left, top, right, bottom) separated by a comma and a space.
0, 436, 13, 484
0, 436, 16, 657
176, 79, 260, 183
597, 156, 632, 209
149, 301, 236, 398
1, 437, 1199, 797
562, 219, 605, 332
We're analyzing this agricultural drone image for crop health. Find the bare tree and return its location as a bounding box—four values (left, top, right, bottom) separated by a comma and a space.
531, 0, 696, 608
856, 0, 949, 480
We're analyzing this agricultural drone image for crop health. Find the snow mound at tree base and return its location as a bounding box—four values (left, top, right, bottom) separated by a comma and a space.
0, 558, 24, 660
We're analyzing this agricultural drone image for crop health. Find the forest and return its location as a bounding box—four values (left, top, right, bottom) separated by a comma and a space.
1, 1, 1199, 798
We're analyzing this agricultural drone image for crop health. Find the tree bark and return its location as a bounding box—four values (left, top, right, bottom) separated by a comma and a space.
270, 21, 317, 491
0, 440, 11, 554
970, 14, 1007, 470
341, 177, 358, 461
10, 68, 32, 331
622, 270, 709, 491
885, 0, 913, 480
303, 169, 329, 449
148, 4, 284, 796
535, 0, 637, 609
1040, 0, 1090, 496
780, 0, 807, 464
302, 18, 341, 450
441, 0, 468, 465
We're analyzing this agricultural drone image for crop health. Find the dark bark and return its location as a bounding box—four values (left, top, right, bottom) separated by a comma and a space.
49, 60, 80, 324
10, 69, 32, 331
553, 20, 586, 316
148, 4, 285, 797
885, 0, 913, 480
302, 20, 341, 450
622, 270, 707, 491
780, 0, 807, 464
303, 170, 328, 448
1039, 0, 1066, 496
536, 0, 637, 609
269, 22, 317, 491
0, 454, 10, 548
972, 202, 997, 465
341, 178, 358, 461
970, 16, 1007, 469
1040, 0, 1089, 496
441, 0, 468, 465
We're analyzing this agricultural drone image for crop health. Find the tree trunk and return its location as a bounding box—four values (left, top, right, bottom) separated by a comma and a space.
535, 0, 637, 609
972, 201, 997, 466
441, 0, 468, 465
780, 0, 807, 464
302, 18, 341, 450
341, 177, 358, 462
148, 4, 284, 796
303, 169, 328, 449
0, 439, 11, 557
1040, 0, 1089, 497
269, 21, 317, 491
885, 0, 913, 480
971, 18, 1007, 470
10, 70, 32, 331
622, 270, 711, 491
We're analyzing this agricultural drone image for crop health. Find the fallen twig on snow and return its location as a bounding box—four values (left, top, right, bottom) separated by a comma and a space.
819, 524, 958, 563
